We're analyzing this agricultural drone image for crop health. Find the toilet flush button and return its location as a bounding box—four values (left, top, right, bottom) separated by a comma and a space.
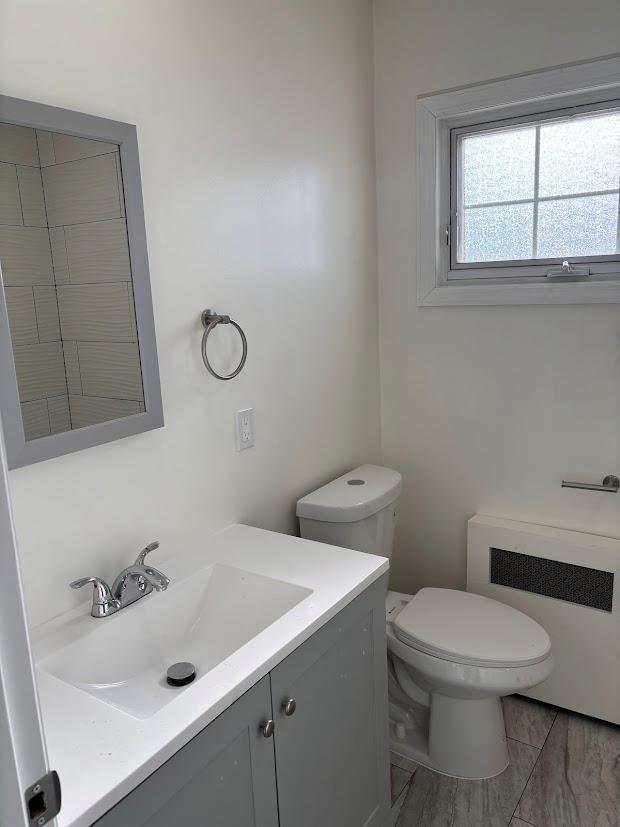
347, 479, 365, 485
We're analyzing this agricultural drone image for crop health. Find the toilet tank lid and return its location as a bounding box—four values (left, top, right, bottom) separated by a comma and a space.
296, 464, 402, 523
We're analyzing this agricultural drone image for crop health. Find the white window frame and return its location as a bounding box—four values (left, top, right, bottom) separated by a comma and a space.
416, 56, 620, 306
451, 100, 620, 275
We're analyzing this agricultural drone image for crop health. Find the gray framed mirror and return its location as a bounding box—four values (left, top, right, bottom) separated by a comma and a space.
0, 95, 163, 468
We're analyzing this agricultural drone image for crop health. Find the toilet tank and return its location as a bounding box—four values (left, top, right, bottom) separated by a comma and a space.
296, 464, 402, 558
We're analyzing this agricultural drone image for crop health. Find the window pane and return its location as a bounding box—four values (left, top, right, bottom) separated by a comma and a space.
456, 105, 620, 266
537, 194, 619, 258
461, 204, 534, 262
539, 112, 620, 198
460, 127, 536, 205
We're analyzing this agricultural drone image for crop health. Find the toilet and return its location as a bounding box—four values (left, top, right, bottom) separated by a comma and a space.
297, 464, 553, 780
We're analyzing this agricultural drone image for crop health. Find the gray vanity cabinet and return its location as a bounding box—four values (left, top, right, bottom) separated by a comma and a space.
94, 576, 389, 827
270, 576, 390, 827
93, 676, 278, 827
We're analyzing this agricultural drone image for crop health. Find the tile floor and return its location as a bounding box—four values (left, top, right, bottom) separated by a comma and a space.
389, 695, 620, 827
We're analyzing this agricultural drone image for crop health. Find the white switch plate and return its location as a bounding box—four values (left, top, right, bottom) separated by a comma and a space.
235, 408, 255, 451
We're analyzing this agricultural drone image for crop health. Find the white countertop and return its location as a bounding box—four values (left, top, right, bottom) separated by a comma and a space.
31, 525, 388, 827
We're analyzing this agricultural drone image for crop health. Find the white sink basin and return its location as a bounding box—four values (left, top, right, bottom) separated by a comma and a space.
38, 563, 312, 718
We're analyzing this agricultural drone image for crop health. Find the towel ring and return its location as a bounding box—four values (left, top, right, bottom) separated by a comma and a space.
201, 309, 248, 380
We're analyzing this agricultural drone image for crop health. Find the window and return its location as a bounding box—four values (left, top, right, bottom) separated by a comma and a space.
416, 57, 620, 305
453, 106, 620, 272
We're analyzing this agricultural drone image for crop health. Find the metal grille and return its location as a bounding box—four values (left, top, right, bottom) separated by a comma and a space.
490, 547, 614, 612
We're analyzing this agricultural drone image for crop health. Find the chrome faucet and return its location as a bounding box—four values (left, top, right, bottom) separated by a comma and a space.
67, 576, 120, 618
70, 541, 170, 618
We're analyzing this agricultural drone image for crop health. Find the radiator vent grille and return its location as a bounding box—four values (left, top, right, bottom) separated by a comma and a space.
489, 547, 614, 612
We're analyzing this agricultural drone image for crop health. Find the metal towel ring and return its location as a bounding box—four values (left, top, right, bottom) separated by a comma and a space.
201, 309, 248, 380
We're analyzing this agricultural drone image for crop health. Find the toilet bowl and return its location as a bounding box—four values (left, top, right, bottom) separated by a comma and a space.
297, 464, 553, 780
385, 589, 552, 778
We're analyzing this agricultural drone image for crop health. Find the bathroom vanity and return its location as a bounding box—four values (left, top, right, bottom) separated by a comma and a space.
31, 525, 390, 827
94, 578, 386, 826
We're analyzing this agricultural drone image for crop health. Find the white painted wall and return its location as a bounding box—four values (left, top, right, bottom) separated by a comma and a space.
3, 0, 618, 626
374, 0, 620, 594
0, 0, 381, 628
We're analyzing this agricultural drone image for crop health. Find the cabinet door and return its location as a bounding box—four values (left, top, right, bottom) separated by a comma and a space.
270, 576, 390, 827
94, 676, 278, 827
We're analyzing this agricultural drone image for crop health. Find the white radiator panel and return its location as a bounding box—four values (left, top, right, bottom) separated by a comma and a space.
467, 514, 620, 725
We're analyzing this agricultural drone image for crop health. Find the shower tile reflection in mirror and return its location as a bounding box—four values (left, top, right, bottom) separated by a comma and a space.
0, 123, 144, 440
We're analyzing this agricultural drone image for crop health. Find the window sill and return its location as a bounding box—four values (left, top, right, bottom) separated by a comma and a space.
418, 278, 620, 306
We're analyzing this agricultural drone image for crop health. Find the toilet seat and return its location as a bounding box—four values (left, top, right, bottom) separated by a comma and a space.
393, 587, 551, 668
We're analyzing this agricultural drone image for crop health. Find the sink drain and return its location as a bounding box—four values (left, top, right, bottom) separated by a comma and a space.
166, 662, 196, 687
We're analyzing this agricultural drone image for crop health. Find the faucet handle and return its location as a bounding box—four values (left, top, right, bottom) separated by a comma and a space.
135, 540, 160, 566
70, 577, 120, 609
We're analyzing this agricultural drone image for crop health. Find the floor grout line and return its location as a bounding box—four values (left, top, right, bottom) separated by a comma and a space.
505, 733, 548, 749
391, 775, 411, 804
507, 748, 540, 824
508, 707, 559, 825
391, 777, 413, 827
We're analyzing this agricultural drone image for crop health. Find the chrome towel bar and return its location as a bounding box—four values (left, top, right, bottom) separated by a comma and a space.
561, 474, 619, 493
200, 309, 248, 380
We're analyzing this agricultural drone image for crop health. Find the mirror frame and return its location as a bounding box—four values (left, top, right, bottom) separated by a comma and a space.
0, 95, 163, 468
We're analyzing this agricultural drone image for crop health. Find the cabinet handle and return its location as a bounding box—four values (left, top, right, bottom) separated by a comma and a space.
282, 698, 297, 717
260, 719, 275, 738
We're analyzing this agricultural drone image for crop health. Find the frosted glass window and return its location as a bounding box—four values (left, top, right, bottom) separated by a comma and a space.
537, 195, 619, 258
461, 127, 536, 205
462, 204, 534, 262
456, 106, 620, 266
539, 113, 620, 197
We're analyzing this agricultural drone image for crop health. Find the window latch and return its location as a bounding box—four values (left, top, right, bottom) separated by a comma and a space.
546, 261, 590, 279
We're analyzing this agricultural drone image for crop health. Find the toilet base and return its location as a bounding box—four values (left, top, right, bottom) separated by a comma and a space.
389, 694, 509, 780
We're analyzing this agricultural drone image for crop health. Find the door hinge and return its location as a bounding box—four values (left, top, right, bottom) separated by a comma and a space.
445, 223, 451, 246
25, 770, 61, 826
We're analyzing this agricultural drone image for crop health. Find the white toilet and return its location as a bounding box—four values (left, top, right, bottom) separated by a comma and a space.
297, 464, 553, 780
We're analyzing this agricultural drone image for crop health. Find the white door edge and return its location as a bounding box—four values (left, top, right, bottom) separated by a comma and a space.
0, 419, 52, 826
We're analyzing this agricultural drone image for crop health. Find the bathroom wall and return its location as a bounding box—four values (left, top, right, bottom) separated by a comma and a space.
373, 0, 620, 594
0, 0, 381, 627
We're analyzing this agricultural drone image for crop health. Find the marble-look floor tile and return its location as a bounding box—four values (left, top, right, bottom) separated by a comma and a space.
396, 738, 539, 827
503, 694, 557, 749
516, 711, 620, 827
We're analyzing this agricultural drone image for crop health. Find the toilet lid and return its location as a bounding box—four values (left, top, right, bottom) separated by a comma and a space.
393, 588, 551, 667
